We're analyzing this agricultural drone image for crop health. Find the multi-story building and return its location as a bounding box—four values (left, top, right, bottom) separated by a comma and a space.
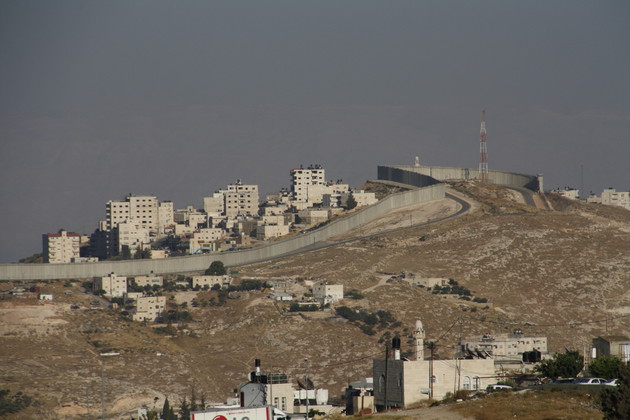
203, 193, 225, 215
42, 229, 80, 263
239, 361, 296, 414
461, 330, 548, 359
344, 190, 377, 207
191, 275, 231, 289
298, 209, 329, 226
373, 321, 495, 406
224, 180, 259, 218
174, 205, 207, 229
94, 273, 127, 297
312, 283, 344, 304
592, 335, 630, 362
112, 220, 151, 255
105, 195, 174, 234
203, 180, 260, 219
256, 223, 290, 240
601, 188, 630, 210
132, 274, 163, 288
553, 188, 580, 200
132, 295, 166, 321
291, 165, 326, 202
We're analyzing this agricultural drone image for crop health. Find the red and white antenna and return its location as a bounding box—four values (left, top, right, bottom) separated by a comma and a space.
479, 110, 488, 182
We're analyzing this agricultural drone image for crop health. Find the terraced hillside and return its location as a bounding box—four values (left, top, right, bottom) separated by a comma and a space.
1, 181, 628, 419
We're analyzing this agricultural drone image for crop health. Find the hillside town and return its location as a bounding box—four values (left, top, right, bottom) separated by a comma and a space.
41, 165, 377, 264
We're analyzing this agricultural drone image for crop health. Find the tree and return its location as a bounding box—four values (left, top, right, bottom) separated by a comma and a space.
121, 245, 132, 260
600, 363, 630, 419
535, 350, 583, 379
205, 260, 226, 276
590, 355, 625, 379
0, 389, 32, 416
345, 193, 358, 210
179, 397, 191, 420
161, 397, 176, 420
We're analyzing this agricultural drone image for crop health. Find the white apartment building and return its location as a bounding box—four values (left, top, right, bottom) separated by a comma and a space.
113, 220, 151, 255
132, 295, 166, 322
601, 188, 630, 210
312, 283, 344, 304
191, 275, 231, 289
298, 209, 329, 226
193, 227, 225, 242
291, 165, 326, 202
344, 190, 377, 207
174, 205, 207, 228
42, 229, 80, 263
256, 223, 290, 240
553, 188, 580, 200
203, 193, 225, 215
461, 331, 548, 359
203, 180, 260, 219
224, 180, 259, 218
105, 195, 174, 234
158, 201, 174, 233
132, 274, 163, 288
94, 273, 128, 297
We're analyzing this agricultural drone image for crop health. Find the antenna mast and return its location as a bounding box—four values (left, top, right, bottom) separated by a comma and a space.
479, 110, 488, 182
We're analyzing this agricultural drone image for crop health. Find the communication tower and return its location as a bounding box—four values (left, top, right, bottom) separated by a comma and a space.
479, 110, 488, 182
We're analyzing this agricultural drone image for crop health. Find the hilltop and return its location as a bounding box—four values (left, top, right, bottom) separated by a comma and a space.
0, 181, 629, 418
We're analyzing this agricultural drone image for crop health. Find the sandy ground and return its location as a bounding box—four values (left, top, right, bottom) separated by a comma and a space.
0, 304, 68, 336
375, 405, 473, 420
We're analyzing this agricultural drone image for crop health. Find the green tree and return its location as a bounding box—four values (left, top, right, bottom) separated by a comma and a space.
121, 245, 132, 260
179, 396, 191, 420
535, 350, 583, 379
600, 363, 630, 419
590, 355, 625, 379
162, 397, 176, 420
345, 193, 358, 210
0, 389, 32, 416
205, 260, 227, 276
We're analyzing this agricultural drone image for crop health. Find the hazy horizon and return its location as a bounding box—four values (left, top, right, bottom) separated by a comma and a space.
1, 1, 628, 263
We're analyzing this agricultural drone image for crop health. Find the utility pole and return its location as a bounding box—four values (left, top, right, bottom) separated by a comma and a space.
269, 364, 273, 409
100, 364, 106, 420
428, 342, 435, 400
384, 342, 389, 411
479, 110, 488, 182
304, 359, 310, 420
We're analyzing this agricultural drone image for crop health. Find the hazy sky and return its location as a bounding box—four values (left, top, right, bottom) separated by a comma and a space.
1, 1, 629, 263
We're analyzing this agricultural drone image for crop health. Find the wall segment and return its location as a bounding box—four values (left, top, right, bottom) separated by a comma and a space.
0, 171, 444, 281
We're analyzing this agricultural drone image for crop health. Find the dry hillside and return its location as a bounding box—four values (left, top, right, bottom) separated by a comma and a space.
1, 181, 629, 419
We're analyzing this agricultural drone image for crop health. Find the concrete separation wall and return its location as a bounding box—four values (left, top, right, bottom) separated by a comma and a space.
0, 181, 445, 281
381, 165, 541, 191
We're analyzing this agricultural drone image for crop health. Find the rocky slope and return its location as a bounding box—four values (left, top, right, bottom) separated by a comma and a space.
1, 181, 628, 419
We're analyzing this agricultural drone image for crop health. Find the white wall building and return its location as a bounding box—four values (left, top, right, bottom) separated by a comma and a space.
312, 283, 344, 304
291, 165, 326, 202
132, 274, 163, 288
113, 220, 151, 255
94, 273, 128, 297
601, 188, 630, 210
132, 295, 166, 321
256, 223, 290, 240
191, 275, 231, 289
106, 195, 173, 234
461, 330, 548, 359
373, 320, 495, 406
42, 229, 80, 263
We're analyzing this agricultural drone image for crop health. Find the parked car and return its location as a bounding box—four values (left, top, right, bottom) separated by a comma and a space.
573, 377, 607, 385
604, 378, 620, 387
487, 384, 513, 392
